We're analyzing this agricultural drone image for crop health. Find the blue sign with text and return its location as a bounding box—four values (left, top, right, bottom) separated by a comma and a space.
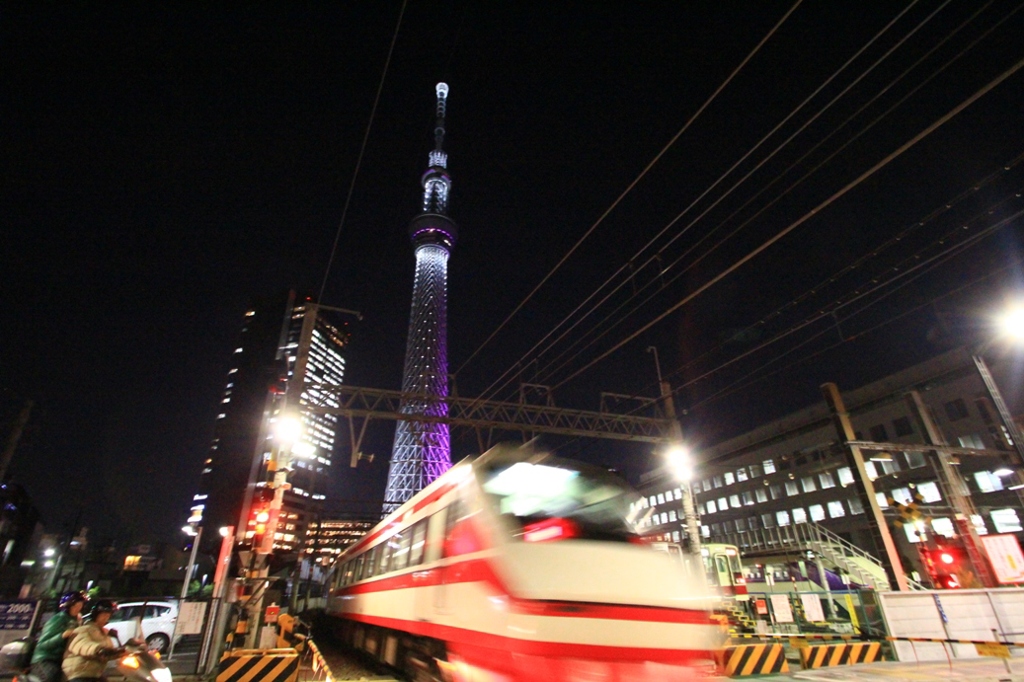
0, 601, 37, 631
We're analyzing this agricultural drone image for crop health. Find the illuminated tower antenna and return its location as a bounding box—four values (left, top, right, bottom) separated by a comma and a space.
382, 83, 458, 515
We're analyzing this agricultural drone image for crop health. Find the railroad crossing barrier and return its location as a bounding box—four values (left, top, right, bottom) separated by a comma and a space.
275, 614, 307, 652
799, 641, 884, 668
715, 643, 789, 677
308, 640, 337, 682
217, 648, 299, 682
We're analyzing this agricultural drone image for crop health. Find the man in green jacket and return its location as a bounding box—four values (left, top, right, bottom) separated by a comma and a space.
30, 591, 87, 682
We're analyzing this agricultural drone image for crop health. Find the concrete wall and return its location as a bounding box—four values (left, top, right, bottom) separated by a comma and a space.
878, 588, 1024, 661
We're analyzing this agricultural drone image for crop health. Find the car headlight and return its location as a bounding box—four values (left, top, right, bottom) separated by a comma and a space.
152, 667, 172, 682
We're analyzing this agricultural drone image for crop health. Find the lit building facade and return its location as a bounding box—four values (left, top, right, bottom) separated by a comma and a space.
637, 348, 1023, 581
304, 517, 375, 564
186, 291, 349, 555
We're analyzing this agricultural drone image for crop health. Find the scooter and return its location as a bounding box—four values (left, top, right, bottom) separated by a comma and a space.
1, 634, 170, 682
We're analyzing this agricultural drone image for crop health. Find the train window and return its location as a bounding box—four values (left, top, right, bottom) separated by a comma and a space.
409, 519, 428, 566
480, 458, 642, 543
342, 560, 354, 585
366, 544, 381, 578
391, 530, 411, 571
379, 539, 393, 574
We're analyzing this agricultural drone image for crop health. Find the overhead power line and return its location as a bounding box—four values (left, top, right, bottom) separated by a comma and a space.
317, 0, 408, 304
550, 52, 1024, 390
454, 0, 805, 378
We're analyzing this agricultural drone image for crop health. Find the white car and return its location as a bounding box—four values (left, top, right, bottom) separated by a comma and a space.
105, 601, 178, 653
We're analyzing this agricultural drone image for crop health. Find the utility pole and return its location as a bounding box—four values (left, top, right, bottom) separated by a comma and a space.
821, 383, 909, 591
904, 390, 995, 587
0, 399, 33, 482
649, 346, 701, 553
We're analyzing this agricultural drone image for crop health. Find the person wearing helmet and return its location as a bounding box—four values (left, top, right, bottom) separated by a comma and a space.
29, 591, 87, 682
62, 600, 123, 682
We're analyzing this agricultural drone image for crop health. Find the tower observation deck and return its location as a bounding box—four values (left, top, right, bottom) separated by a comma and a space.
382, 83, 458, 514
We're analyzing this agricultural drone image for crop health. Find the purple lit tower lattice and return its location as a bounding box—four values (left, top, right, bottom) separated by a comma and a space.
382, 83, 458, 515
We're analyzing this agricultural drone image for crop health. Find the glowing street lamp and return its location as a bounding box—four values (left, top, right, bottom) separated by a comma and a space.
995, 304, 1024, 342
667, 444, 693, 482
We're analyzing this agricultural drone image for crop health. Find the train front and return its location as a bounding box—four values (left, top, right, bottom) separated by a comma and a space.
455, 449, 723, 681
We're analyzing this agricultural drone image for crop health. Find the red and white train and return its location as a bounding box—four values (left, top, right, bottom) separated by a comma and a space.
326, 444, 723, 681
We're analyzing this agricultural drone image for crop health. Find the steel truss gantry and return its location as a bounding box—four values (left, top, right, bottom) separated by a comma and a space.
300, 384, 676, 467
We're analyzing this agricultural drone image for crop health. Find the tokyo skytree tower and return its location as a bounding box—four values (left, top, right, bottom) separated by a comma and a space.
382, 83, 458, 514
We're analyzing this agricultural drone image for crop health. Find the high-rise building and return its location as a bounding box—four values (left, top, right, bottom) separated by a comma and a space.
383, 83, 457, 514
186, 291, 349, 554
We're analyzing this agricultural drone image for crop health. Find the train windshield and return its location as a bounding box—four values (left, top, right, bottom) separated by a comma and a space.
480, 459, 641, 542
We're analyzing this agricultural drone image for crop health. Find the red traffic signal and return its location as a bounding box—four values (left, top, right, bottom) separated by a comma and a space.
920, 546, 966, 589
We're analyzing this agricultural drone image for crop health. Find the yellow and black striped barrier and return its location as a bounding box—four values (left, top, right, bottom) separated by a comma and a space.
715, 643, 789, 677
218, 648, 299, 682
727, 631, 1024, 648
799, 642, 883, 669
275, 614, 307, 652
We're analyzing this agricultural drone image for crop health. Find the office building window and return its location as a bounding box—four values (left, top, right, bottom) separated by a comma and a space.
750, 463, 763, 478
762, 513, 776, 528
944, 398, 970, 422
876, 492, 889, 508
713, 476, 723, 489
869, 424, 889, 442
819, 471, 836, 489
724, 472, 736, 485
837, 467, 855, 486
974, 471, 1004, 493
718, 497, 729, 510
809, 504, 826, 521
763, 459, 776, 474
827, 500, 846, 518
987, 507, 1019, 532
742, 491, 755, 506
905, 450, 926, 468
891, 488, 912, 505
958, 433, 985, 450
735, 518, 747, 531
792, 507, 807, 524
657, 493, 665, 505
736, 468, 749, 482
730, 494, 741, 508
672, 531, 681, 543
893, 416, 914, 437
706, 500, 717, 514
972, 514, 989, 535
864, 461, 878, 480
801, 476, 817, 493
848, 497, 865, 515
701, 525, 711, 538
931, 517, 955, 538
673, 488, 682, 500
756, 488, 768, 503
776, 510, 791, 527
785, 481, 799, 496
770, 484, 783, 500
669, 510, 677, 522
917, 481, 941, 503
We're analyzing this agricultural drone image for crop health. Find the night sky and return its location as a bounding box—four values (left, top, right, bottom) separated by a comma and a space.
4, 2, 1024, 546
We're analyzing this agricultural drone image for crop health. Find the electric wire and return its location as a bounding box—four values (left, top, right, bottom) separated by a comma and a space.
474, 0, 920, 403
454, 0, 805, 378
316, 0, 408, 304
549, 52, 1024, 390
485, 0, 1001, 403
529, 3, 1019, 390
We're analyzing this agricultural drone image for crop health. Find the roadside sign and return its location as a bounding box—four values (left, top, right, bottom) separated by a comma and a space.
0, 601, 40, 647
178, 602, 207, 636
975, 642, 1011, 658
770, 594, 793, 623
800, 594, 825, 622
264, 604, 280, 624
981, 534, 1024, 584
755, 598, 768, 615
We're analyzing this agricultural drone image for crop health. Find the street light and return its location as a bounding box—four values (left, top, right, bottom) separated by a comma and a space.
666, 444, 693, 482
995, 304, 1024, 342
